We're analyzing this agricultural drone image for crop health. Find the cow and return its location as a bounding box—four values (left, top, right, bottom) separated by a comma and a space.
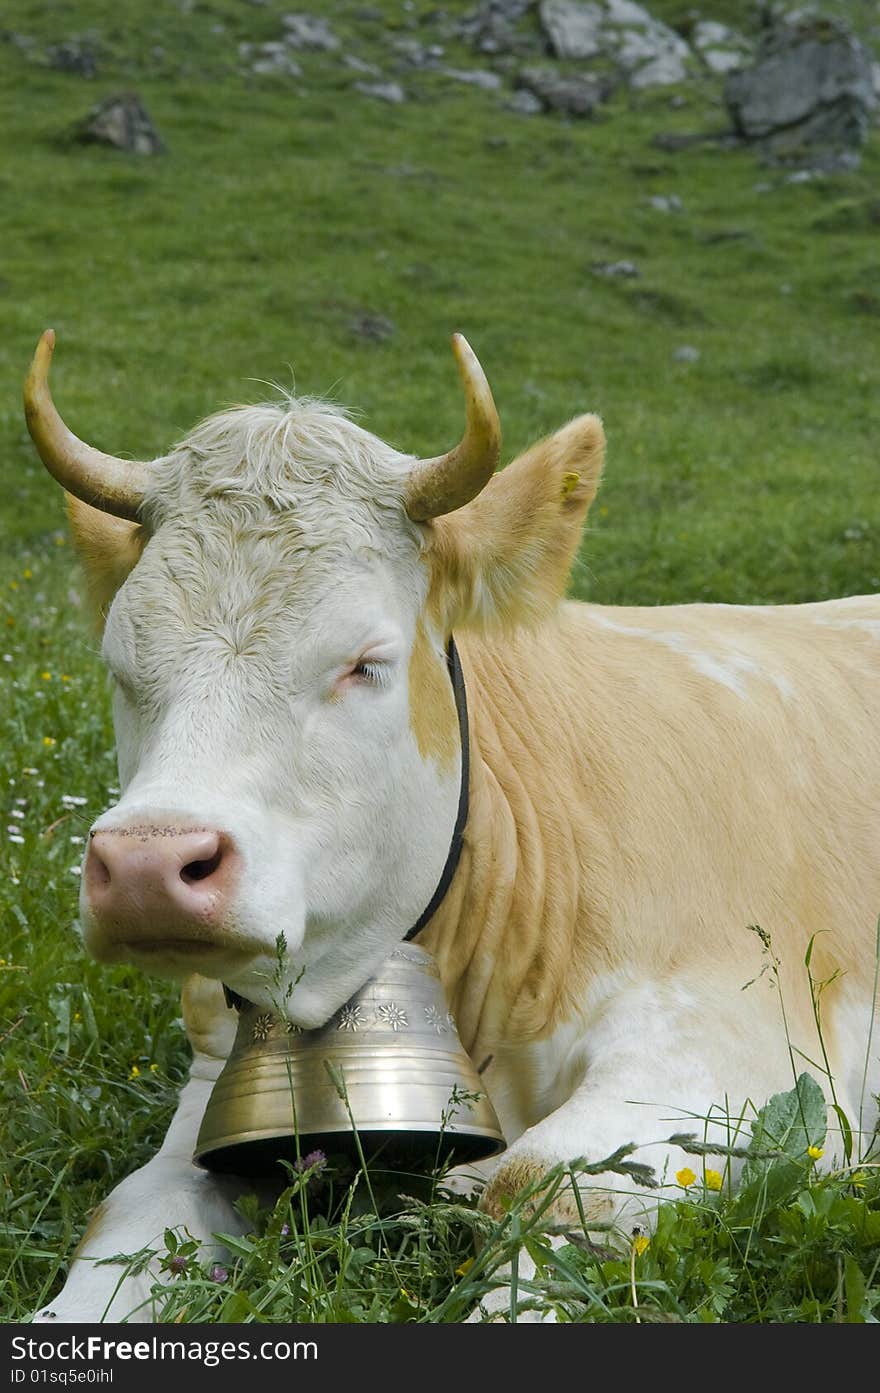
24, 328, 880, 1323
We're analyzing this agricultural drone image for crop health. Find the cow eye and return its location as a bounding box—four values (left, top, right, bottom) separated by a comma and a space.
352, 660, 384, 685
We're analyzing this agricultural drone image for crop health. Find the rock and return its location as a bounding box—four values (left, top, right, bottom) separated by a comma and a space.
539, 0, 603, 58
506, 88, 543, 114
240, 41, 303, 77
281, 13, 339, 50
458, 0, 539, 57
74, 93, 165, 154
443, 66, 503, 89
342, 53, 381, 75
516, 65, 609, 116
649, 193, 683, 211
591, 259, 639, 277
539, 0, 692, 88
691, 19, 752, 76
47, 37, 99, 78
672, 344, 700, 363
350, 312, 395, 343
724, 17, 877, 156
2, 32, 36, 51
354, 81, 406, 103
391, 37, 445, 67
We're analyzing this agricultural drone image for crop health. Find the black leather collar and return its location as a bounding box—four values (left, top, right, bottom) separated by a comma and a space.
403, 634, 469, 942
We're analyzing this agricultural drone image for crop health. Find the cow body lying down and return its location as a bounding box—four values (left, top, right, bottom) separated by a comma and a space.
24, 332, 880, 1322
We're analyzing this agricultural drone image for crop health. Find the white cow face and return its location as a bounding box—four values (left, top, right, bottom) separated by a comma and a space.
80, 403, 465, 1027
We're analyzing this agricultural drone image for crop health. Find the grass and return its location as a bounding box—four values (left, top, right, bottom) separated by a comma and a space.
1, 0, 879, 1322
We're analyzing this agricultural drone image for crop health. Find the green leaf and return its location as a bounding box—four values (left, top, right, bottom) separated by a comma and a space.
831, 1103, 853, 1164
844, 1255, 866, 1323
212, 1231, 257, 1258
745, 1073, 827, 1170
218, 1291, 264, 1323
731, 1074, 828, 1226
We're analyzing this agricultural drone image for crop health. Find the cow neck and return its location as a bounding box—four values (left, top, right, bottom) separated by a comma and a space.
222, 635, 468, 1011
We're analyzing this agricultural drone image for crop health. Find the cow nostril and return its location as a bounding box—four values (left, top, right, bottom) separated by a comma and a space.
87, 844, 111, 887
180, 849, 223, 884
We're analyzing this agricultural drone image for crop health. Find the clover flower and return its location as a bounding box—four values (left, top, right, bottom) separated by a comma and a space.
294, 1149, 327, 1175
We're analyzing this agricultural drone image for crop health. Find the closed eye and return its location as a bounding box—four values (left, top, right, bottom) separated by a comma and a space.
352, 659, 386, 686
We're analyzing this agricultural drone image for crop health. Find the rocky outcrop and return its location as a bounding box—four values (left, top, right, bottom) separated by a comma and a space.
539, 0, 694, 88
724, 16, 877, 156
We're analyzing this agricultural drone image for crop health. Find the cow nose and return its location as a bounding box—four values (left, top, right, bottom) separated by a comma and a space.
83, 825, 239, 943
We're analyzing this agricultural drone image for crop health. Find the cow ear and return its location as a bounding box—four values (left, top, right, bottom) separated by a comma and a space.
66, 494, 148, 631
425, 413, 605, 632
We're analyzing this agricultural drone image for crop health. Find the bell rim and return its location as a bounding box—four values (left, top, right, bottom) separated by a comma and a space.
193, 1119, 507, 1170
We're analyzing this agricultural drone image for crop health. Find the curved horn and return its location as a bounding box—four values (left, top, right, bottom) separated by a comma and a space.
24, 330, 149, 521
404, 333, 501, 521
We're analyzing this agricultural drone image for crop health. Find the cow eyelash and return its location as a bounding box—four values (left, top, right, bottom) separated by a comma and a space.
352, 660, 387, 686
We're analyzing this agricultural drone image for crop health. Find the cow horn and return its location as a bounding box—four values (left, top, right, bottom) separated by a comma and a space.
404, 333, 501, 521
24, 330, 149, 521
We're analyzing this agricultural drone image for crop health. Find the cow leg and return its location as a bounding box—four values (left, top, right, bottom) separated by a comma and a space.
466, 970, 835, 1322
31, 1062, 254, 1324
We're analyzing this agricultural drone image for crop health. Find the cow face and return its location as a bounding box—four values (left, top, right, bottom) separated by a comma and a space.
25, 332, 604, 1025
85, 413, 464, 1027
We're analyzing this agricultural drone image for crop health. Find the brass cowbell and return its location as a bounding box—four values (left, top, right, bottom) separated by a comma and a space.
194, 943, 505, 1175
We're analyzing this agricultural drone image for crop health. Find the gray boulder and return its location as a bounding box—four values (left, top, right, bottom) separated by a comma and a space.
74, 93, 164, 154
281, 13, 339, 51
539, 0, 692, 88
240, 40, 302, 76
690, 19, 752, 75
354, 80, 406, 104
458, 0, 539, 57
442, 67, 503, 90
47, 36, 99, 78
724, 17, 877, 155
516, 65, 610, 115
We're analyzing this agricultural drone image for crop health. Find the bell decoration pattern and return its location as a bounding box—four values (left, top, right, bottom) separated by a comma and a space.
194, 943, 506, 1175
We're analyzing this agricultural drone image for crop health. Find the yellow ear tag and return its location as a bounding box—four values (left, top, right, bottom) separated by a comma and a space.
561, 472, 581, 498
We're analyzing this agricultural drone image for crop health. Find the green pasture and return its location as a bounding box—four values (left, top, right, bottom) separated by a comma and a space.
0, 0, 878, 1322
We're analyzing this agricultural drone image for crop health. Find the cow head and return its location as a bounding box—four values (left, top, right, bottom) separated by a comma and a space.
25, 331, 604, 1026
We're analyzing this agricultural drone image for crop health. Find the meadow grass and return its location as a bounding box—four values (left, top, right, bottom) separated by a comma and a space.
1, 0, 879, 1322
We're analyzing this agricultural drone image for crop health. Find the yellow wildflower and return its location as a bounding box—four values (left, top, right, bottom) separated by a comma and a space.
705, 1169, 723, 1191
41, 671, 51, 681
149, 1063, 159, 1074
23, 570, 32, 580
61, 674, 71, 683
850, 1171, 867, 1190
73, 1011, 82, 1022
807, 1145, 824, 1161
455, 1257, 474, 1278
632, 1234, 649, 1256
42, 736, 56, 747
9, 581, 18, 591
128, 1065, 141, 1080
676, 1167, 697, 1189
